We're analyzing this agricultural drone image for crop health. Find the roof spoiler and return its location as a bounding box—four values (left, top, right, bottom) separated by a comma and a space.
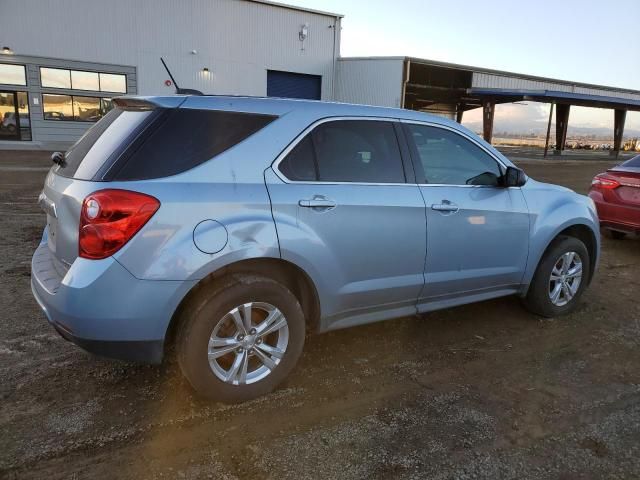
111, 98, 158, 110
161, 57, 204, 96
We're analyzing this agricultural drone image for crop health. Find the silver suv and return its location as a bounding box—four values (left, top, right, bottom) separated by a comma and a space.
32, 96, 600, 402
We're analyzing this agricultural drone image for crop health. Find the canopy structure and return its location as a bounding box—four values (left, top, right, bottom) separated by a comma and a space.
397, 57, 640, 157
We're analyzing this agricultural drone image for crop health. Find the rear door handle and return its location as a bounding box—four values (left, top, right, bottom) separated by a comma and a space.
299, 198, 337, 210
431, 201, 459, 213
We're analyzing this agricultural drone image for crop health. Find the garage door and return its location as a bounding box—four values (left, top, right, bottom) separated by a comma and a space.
267, 70, 321, 100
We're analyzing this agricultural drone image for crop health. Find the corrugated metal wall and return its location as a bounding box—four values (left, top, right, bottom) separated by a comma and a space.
335, 58, 404, 108
0, 0, 340, 99
473, 72, 640, 101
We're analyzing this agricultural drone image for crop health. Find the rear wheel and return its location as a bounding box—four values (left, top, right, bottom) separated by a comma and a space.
176, 274, 305, 403
523, 236, 590, 317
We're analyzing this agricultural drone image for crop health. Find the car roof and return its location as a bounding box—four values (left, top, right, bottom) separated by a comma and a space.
124, 95, 463, 129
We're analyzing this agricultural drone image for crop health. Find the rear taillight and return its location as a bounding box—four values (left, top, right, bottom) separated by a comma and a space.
79, 189, 160, 260
591, 174, 620, 190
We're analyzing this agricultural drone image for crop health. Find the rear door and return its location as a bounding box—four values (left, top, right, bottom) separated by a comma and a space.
266, 118, 427, 328
402, 122, 530, 304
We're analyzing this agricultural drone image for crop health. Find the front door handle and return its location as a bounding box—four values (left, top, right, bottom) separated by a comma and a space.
299, 197, 337, 210
431, 201, 459, 213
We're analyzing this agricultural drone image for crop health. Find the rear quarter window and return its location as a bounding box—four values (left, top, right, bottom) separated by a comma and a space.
110, 109, 276, 180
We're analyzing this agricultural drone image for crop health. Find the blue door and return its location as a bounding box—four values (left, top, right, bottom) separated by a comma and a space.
265, 119, 426, 330
267, 71, 321, 100
402, 123, 530, 305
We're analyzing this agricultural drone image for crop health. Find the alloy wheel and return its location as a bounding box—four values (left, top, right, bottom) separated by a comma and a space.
207, 302, 289, 385
548, 251, 583, 307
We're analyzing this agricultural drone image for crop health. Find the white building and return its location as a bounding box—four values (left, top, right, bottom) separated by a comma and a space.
1, 0, 639, 153
0, 0, 341, 149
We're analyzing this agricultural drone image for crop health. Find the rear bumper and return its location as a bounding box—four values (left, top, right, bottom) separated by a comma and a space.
31, 241, 195, 364
588, 191, 640, 233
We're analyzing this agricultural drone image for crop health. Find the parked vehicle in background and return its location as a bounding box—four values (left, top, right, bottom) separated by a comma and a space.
589, 154, 640, 239
1, 112, 29, 132
31, 96, 600, 402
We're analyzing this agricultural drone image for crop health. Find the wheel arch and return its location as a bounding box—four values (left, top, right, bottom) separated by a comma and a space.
164, 257, 321, 355
524, 221, 599, 294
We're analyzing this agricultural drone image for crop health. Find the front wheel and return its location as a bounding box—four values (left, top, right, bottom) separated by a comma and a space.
176, 274, 305, 403
522, 236, 590, 317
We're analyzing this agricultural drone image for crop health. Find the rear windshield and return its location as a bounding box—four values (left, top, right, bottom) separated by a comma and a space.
620, 155, 640, 168
55, 108, 152, 180
56, 107, 277, 181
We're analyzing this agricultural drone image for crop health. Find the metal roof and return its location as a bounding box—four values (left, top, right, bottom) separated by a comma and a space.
469, 88, 640, 111
247, 0, 343, 18
339, 56, 640, 97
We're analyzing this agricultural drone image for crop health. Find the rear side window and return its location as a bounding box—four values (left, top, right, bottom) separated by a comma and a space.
278, 120, 406, 183
112, 109, 276, 180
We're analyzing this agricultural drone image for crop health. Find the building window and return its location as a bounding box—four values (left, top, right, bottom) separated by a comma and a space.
40, 67, 126, 93
42, 94, 73, 120
0, 63, 27, 86
41, 67, 72, 89
71, 70, 99, 91
73, 96, 101, 121
42, 94, 113, 122
99, 73, 126, 93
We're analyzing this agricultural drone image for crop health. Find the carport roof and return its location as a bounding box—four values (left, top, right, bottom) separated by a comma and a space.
469, 88, 640, 111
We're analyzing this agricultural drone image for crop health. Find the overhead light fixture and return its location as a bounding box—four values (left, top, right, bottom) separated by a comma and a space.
1, 46, 14, 55
202, 67, 210, 73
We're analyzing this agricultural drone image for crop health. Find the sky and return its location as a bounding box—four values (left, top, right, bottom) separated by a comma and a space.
288, 0, 640, 132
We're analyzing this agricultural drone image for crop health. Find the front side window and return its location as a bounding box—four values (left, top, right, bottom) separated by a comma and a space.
406, 124, 502, 186
0, 63, 26, 86
279, 120, 406, 183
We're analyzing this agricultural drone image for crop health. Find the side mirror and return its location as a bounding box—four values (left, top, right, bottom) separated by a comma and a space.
504, 166, 527, 187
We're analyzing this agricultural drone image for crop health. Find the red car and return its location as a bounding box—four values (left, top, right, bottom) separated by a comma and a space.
589, 154, 640, 239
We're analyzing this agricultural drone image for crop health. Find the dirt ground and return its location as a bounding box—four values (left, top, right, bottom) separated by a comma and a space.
1, 150, 639, 479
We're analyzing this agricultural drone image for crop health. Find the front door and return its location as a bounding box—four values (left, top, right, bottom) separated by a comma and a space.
0, 92, 19, 140
266, 118, 427, 329
0, 91, 31, 141
402, 122, 530, 304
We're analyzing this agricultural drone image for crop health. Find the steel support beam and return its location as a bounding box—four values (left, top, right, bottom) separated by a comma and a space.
482, 100, 495, 143
612, 109, 627, 158
544, 103, 554, 159
554, 104, 570, 154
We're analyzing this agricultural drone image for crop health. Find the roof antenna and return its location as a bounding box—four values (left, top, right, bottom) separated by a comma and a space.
160, 57, 203, 95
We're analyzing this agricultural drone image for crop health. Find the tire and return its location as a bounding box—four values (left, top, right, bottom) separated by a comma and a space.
176, 274, 305, 403
608, 229, 627, 240
522, 235, 590, 318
